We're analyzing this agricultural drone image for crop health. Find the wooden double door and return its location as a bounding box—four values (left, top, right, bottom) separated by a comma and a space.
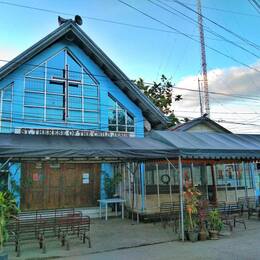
21, 162, 100, 210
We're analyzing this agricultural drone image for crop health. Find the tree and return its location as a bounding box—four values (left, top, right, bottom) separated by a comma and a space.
135, 75, 182, 126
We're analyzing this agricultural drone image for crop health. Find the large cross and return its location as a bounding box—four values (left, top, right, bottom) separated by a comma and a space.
50, 64, 81, 120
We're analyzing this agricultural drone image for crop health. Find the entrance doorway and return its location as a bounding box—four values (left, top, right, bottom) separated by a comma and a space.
20, 162, 100, 210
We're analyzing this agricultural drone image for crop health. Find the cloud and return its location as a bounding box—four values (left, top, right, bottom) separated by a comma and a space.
172, 62, 260, 133
0, 47, 20, 67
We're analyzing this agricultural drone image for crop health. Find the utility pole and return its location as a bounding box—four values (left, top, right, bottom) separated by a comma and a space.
197, 0, 210, 117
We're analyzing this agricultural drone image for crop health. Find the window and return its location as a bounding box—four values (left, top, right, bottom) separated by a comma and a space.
108, 95, 135, 133
215, 163, 253, 189
0, 83, 13, 132
24, 49, 99, 125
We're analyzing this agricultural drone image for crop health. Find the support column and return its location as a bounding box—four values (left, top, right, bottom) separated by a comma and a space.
242, 161, 248, 198
178, 156, 185, 242
211, 164, 217, 203
140, 163, 145, 212
156, 163, 160, 208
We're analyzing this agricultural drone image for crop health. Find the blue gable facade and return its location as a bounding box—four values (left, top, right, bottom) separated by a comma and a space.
0, 20, 167, 210
0, 40, 144, 137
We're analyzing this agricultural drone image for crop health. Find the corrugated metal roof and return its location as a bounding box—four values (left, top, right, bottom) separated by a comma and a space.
0, 131, 260, 160
150, 131, 260, 159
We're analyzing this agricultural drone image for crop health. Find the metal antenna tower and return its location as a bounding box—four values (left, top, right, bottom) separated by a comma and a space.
197, 0, 210, 117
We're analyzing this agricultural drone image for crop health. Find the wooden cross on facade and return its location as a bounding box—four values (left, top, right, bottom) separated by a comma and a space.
50, 64, 81, 120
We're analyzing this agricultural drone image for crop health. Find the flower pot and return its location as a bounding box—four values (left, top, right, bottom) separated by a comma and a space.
188, 231, 199, 242
199, 230, 207, 241
209, 230, 219, 240
0, 251, 8, 260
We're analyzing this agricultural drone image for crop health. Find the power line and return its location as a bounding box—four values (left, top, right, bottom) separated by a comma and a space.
165, 0, 260, 17
0, 0, 236, 42
1, 71, 260, 103
118, 0, 260, 76
172, 0, 260, 51
248, 0, 260, 14
150, 0, 260, 60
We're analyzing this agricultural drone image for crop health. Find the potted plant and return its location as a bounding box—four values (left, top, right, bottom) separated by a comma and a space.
208, 209, 223, 240
198, 199, 208, 241
184, 181, 201, 242
104, 172, 122, 199
0, 191, 19, 260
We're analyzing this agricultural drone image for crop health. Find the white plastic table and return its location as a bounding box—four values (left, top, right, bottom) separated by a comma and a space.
98, 198, 126, 221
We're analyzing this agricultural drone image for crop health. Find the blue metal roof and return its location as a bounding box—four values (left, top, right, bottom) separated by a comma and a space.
150, 131, 260, 159
0, 131, 260, 160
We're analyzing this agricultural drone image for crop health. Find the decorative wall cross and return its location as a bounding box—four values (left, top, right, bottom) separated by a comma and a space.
50, 64, 81, 120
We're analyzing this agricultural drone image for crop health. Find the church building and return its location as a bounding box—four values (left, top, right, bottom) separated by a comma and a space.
0, 17, 167, 210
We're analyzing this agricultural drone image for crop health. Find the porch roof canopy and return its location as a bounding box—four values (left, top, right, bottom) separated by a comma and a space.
149, 131, 260, 160
0, 133, 178, 160
0, 132, 260, 161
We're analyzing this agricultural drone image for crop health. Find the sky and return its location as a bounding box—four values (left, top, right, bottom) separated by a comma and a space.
0, 0, 260, 133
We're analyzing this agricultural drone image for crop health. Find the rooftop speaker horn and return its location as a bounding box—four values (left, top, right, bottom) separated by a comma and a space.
58, 16, 68, 26
74, 15, 83, 26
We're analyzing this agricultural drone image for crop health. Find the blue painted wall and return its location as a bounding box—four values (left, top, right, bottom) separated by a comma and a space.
0, 39, 145, 207
0, 40, 144, 137
8, 163, 21, 207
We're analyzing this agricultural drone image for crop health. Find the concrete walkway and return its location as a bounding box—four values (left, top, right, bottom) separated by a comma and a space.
6, 218, 260, 260
6, 218, 176, 260
69, 219, 260, 260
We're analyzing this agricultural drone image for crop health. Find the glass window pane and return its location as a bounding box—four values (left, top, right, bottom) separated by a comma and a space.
83, 72, 96, 85
118, 110, 125, 125
108, 96, 116, 109
46, 82, 64, 94
127, 126, 134, 132
2, 101, 11, 118
158, 163, 169, 185
83, 85, 98, 97
145, 162, 157, 185
118, 125, 126, 132
25, 78, 44, 92
47, 51, 65, 79
3, 86, 12, 100
108, 110, 116, 124
67, 53, 82, 81
46, 94, 63, 108
84, 98, 98, 111
28, 65, 45, 78
24, 93, 44, 106
127, 113, 134, 126
68, 110, 82, 122
24, 107, 44, 120
216, 164, 225, 186
192, 166, 202, 186
69, 85, 81, 96
46, 108, 63, 121
225, 165, 236, 187
68, 96, 82, 109
1, 121, 11, 132
169, 165, 179, 186
236, 164, 245, 187
109, 125, 117, 131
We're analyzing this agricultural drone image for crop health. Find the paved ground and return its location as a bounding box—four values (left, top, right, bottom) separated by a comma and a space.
6, 217, 260, 260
